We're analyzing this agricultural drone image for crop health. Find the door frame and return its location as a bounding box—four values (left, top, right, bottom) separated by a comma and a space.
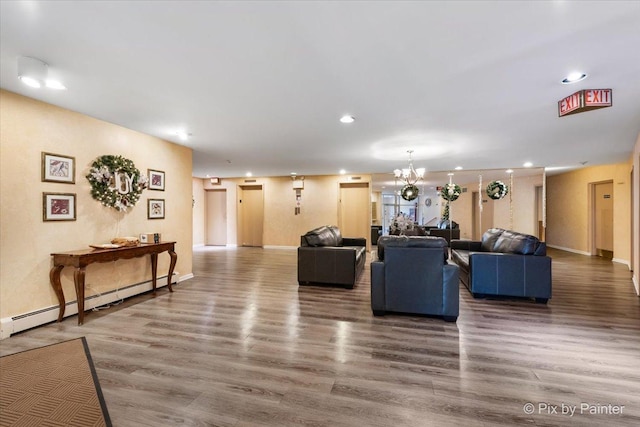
589, 179, 614, 256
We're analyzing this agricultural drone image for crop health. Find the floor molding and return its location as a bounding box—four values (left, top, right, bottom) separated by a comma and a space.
546, 244, 591, 256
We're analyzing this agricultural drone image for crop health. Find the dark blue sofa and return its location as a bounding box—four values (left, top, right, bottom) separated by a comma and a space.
371, 235, 460, 322
451, 228, 552, 303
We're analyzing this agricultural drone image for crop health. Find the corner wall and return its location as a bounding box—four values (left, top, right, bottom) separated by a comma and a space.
0, 90, 194, 325
547, 162, 632, 266
633, 133, 640, 294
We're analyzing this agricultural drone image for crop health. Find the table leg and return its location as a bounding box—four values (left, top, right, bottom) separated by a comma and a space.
167, 249, 177, 292
49, 265, 65, 322
150, 253, 158, 293
74, 267, 86, 325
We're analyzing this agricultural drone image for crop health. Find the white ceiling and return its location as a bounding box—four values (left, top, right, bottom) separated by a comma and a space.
2, 1, 639, 182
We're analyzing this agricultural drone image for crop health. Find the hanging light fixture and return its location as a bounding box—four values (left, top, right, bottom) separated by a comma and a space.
394, 150, 425, 201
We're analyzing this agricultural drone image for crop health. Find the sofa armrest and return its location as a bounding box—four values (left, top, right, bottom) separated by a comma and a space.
442, 263, 459, 317
343, 237, 366, 247
451, 240, 482, 251
370, 261, 386, 313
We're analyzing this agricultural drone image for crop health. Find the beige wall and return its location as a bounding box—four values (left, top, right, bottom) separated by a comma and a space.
633, 134, 640, 294
197, 175, 372, 247
0, 90, 193, 319
547, 162, 631, 265
192, 178, 205, 246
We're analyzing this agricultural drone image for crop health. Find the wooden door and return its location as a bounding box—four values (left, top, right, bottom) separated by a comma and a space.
206, 190, 227, 246
339, 183, 370, 247
594, 181, 614, 258
239, 185, 263, 247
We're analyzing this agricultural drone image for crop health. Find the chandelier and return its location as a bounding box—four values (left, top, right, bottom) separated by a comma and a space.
394, 150, 425, 201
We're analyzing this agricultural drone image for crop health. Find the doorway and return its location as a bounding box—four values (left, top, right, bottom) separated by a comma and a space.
592, 181, 614, 259
535, 185, 545, 240
339, 183, 370, 248
238, 185, 264, 247
205, 189, 227, 246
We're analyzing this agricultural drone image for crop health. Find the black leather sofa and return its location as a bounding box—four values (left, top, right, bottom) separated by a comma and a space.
428, 220, 460, 245
298, 226, 366, 289
451, 228, 552, 303
371, 235, 459, 321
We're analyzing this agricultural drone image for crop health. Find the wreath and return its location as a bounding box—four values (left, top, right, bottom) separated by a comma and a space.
400, 184, 419, 201
440, 183, 461, 202
486, 180, 508, 200
86, 155, 148, 211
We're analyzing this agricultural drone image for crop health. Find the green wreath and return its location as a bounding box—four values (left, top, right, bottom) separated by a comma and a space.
401, 184, 419, 201
486, 180, 508, 200
86, 155, 148, 211
440, 183, 461, 202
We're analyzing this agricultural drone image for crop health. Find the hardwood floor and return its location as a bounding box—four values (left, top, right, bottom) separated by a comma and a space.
1, 247, 639, 426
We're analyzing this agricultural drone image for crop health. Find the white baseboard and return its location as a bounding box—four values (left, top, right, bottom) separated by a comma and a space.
192, 243, 205, 248
547, 244, 592, 256
0, 272, 193, 340
612, 258, 631, 269
263, 245, 297, 250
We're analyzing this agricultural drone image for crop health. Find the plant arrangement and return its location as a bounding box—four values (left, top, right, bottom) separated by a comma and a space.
86, 155, 148, 211
486, 180, 509, 200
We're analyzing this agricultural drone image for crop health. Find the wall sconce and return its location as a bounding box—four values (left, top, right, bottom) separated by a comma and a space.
17, 56, 66, 90
292, 176, 304, 214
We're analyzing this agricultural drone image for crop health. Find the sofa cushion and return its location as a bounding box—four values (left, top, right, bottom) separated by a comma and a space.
303, 226, 339, 247
377, 235, 448, 261
328, 226, 343, 246
493, 230, 541, 255
481, 228, 505, 252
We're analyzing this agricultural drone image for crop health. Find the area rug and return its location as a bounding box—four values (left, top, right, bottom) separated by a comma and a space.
0, 337, 111, 427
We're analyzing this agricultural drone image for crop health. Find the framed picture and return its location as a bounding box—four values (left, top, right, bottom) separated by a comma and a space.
42, 152, 75, 183
43, 192, 76, 221
148, 169, 165, 191
148, 198, 165, 219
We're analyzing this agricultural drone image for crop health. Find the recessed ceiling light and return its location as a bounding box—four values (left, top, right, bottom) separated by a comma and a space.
176, 130, 190, 141
506, 169, 514, 174
523, 162, 533, 168
561, 72, 587, 84
339, 115, 355, 124
290, 172, 297, 175
45, 80, 66, 90
246, 172, 252, 177
454, 166, 463, 170
339, 169, 346, 175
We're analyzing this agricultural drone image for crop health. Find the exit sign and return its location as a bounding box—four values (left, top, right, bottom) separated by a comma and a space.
558, 89, 612, 117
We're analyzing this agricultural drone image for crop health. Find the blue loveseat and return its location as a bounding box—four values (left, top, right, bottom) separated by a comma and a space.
450, 228, 552, 303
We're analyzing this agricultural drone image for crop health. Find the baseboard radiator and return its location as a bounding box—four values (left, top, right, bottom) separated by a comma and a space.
1, 272, 193, 339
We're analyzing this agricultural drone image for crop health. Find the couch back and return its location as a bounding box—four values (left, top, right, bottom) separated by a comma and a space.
300, 225, 343, 247
481, 228, 546, 255
377, 235, 448, 261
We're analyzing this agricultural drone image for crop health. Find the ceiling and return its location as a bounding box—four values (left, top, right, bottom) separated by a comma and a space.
2, 1, 639, 184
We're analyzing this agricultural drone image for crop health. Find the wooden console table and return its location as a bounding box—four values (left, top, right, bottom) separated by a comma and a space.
50, 242, 177, 325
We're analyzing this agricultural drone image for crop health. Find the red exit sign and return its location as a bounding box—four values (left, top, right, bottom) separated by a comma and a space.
558, 89, 612, 117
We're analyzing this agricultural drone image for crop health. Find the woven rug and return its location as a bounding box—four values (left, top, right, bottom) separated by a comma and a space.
0, 337, 111, 427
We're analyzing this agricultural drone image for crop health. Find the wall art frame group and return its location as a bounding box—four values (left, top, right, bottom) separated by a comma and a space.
42, 152, 75, 184
147, 198, 165, 219
43, 192, 76, 221
148, 169, 165, 191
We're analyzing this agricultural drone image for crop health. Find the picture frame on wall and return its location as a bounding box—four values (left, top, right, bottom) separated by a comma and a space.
43, 192, 76, 221
148, 169, 165, 191
148, 198, 165, 219
42, 152, 75, 183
